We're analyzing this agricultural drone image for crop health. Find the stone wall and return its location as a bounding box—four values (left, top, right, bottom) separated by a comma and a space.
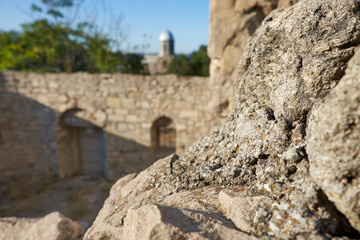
0, 71, 219, 196
207, 0, 299, 116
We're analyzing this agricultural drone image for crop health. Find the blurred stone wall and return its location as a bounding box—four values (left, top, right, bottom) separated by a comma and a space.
0, 71, 219, 193
208, 0, 299, 117
0, 0, 302, 200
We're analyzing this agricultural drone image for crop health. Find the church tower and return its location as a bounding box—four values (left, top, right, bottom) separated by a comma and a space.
142, 30, 175, 74
159, 30, 174, 57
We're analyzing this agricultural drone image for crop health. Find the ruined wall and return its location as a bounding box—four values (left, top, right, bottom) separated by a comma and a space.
0, 0, 304, 201
208, 0, 299, 116
0, 71, 218, 195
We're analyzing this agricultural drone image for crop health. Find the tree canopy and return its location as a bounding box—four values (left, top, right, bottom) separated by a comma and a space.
166, 45, 210, 76
0, 0, 143, 73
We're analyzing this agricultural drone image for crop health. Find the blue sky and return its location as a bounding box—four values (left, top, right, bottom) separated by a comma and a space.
0, 0, 210, 54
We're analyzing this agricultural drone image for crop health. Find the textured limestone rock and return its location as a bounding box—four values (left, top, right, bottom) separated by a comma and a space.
0, 212, 84, 240
236, 0, 360, 120
123, 204, 255, 240
208, 0, 298, 61
218, 188, 272, 233
208, 0, 299, 116
86, 0, 360, 239
307, 49, 360, 231
84, 157, 172, 239
84, 159, 255, 240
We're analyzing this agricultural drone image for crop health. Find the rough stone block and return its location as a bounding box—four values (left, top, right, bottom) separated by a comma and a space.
0, 212, 84, 240
219, 189, 270, 233
307, 49, 360, 231
117, 123, 128, 131
125, 115, 139, 122
108, 114, 124, 122
122, 99, 135, 108
179, 110, 198, 118
106, 98, 121, 108
48, 82, 59, 89
114, 108, 129, 115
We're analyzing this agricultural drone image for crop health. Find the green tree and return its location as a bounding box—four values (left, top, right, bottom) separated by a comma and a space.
120, 53, 144, 74
189, 45, 210, 76
166, 54, 192, 76
30, 0, 79, 21
0, 31, 23, 70
19, 20, 84, 72
0, 0, 144, 73
166, 45, 210, 76
84, 33, 117, 73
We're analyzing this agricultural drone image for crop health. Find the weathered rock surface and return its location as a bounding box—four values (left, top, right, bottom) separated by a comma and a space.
218, 188, 271, 234
236, 0, 360, 121
86, 0, 360, 239
0, 212, 84, 240
208, 0, 299, 116
307, 49, 360, 231
123, 203, 255, 240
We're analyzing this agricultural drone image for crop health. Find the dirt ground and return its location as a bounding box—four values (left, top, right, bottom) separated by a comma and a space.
0, 175, 113, 227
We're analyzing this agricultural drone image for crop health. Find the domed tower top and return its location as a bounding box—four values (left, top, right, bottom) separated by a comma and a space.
159, 30, 174, 57
159, 30, 174, 41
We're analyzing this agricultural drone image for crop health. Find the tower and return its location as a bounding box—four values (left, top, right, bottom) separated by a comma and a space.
159, 30, 174, 57
142, 30, 175, 74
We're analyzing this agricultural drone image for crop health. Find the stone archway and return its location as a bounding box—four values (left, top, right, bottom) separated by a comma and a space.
56, 108, 107, 178
150, 116, 176, 158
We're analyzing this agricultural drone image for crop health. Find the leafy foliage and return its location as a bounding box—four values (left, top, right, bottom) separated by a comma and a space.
32, 0, 75, 20
166, 55, 192, 76
119, 53, 144, 74
167, 45, 210, 76
189, 45, 210, 76
0, 0, 144, 73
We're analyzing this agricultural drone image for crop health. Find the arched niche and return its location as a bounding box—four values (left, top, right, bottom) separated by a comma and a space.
150, 116, 176, 158
56, 108, 108, 178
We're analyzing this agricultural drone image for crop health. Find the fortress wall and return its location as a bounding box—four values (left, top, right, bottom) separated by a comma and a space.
0, 71, 218, 193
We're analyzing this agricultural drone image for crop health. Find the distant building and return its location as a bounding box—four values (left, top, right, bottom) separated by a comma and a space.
159, 30, 175, 57
142, 30, 175, 75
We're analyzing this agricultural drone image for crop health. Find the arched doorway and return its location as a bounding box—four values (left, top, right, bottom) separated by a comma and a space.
151, 116, 176, 158
57, 109, 107, 178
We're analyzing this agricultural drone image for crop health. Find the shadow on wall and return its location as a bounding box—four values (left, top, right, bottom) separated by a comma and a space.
0, 72, 175, 200
151, 116, 176, 159
0, 91, 58, 200
57, 109, 174, 179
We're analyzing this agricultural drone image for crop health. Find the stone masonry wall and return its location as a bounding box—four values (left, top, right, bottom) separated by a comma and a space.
0, 71, 218, 196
